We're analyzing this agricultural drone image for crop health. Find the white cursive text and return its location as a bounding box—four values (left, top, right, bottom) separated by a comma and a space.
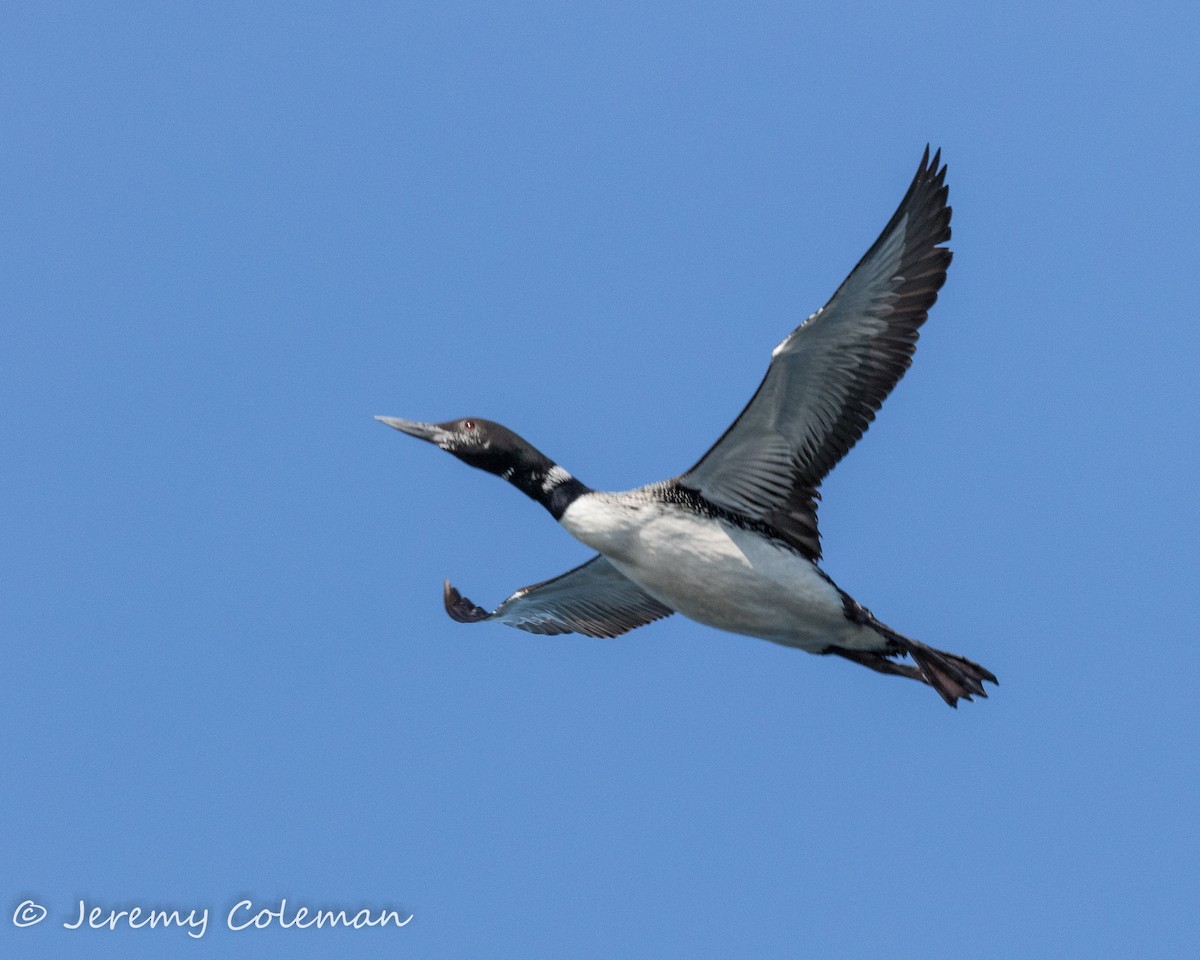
227, 898, 412, 931
63, 900, 209, 939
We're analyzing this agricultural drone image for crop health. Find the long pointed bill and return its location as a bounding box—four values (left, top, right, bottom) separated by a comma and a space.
374, 416, 450, 445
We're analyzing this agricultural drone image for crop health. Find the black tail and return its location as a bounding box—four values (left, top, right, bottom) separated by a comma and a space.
828, 624, 998, 708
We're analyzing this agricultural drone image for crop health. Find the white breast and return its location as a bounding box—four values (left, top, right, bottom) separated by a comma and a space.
559, 493, 871, 651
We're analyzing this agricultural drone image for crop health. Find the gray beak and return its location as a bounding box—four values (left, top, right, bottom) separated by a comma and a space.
374, 416, 449, 445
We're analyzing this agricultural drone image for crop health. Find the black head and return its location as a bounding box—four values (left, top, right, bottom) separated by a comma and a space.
375, 415, 588, 518
374, 417, 528, 473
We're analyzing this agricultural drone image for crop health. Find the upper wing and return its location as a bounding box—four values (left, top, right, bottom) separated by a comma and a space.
678, 147, 952, 561
442, 555, 674, 638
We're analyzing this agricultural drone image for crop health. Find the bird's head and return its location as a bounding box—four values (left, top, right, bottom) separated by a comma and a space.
375, 415, 587, 517
374, 416, 539, 477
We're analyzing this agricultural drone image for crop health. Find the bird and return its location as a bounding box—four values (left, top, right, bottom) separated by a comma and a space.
377, 147, 996, 707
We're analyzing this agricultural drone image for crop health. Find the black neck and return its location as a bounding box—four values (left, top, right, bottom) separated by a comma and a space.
545, 475, 590, 519
505, 462, 590, 520
454, 426, 592, 520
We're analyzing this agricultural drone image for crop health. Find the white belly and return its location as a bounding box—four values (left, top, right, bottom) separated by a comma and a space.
559, 494, 876, 652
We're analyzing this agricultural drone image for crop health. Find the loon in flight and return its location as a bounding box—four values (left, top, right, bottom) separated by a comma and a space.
377, 148, 996, 706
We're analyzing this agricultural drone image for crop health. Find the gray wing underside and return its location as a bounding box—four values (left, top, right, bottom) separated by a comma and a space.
443, 555, 674, 638
678, 147, 953, 562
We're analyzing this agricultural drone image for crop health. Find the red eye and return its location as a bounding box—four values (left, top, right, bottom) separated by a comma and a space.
463, 420, 476, 430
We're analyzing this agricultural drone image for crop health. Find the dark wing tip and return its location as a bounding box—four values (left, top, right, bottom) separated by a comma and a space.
443, 579, 491, 623
921, 143, 946, 179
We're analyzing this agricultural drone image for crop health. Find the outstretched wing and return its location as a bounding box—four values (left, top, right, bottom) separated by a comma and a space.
678, 147, 952, 561
443, 555, 674, 638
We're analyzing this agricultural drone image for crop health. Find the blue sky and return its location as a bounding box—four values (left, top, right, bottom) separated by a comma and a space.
2, 1, 1197, 957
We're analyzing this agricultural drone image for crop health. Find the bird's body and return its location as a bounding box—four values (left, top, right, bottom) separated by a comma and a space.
378, 148, 997, 706
558, 488, 868, 653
